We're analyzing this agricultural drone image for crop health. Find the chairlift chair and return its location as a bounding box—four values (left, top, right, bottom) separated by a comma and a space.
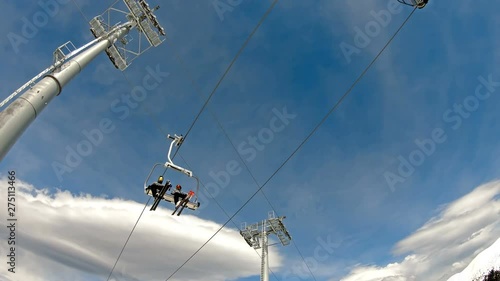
144, 134, 201, 213
397, 0, 428, 8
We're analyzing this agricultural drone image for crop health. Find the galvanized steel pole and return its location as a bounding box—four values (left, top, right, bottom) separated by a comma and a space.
0, 23, 132, 162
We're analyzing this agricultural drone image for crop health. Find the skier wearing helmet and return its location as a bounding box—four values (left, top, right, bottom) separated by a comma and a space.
172, 184, 188, 205
146, 176, 171, 199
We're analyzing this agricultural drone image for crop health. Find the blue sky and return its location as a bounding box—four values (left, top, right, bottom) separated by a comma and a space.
0, 0, 499, 280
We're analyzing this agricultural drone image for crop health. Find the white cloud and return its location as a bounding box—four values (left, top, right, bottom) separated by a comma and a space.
447, 237, 500, 281
0, 176, 283, 281
336, 180, 500, 281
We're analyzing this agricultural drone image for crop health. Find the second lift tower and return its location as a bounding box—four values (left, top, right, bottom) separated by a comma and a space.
240, 211, 292, 281
0, 0, 165, 162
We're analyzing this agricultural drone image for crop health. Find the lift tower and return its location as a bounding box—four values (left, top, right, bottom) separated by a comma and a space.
240, 211, 292, 281
0, 0, 165, 162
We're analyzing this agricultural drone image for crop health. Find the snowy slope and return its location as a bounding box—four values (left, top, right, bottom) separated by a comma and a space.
447, 238, 500, 281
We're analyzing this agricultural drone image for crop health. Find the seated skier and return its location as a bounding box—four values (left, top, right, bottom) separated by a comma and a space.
146, 176, 171, 199
172, 184, 188, 205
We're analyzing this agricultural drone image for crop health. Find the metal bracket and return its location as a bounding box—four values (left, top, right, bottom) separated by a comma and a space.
53, 41, 77, 65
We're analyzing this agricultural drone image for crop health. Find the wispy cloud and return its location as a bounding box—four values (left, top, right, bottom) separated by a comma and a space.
336, 180, 500, 281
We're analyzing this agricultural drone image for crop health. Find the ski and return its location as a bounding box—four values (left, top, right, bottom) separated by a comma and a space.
171, 200, 183, 215
150, 184, 170, 211
176, 200, 189, 216
172, 192, 194, 216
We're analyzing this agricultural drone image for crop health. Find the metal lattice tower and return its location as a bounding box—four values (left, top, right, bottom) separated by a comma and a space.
240, 211, 292, 281
0, 0, 165, 162
90, 0, 166, 71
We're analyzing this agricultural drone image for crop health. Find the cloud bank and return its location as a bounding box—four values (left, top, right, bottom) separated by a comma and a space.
337, 180, 500, 281
0, 176, 283, 281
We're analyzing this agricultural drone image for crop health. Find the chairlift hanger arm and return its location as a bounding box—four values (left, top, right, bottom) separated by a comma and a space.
144, 133, 200, 213
165, 134, 191, 177
164, 162, 193, 178
167, 134, 184, 146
